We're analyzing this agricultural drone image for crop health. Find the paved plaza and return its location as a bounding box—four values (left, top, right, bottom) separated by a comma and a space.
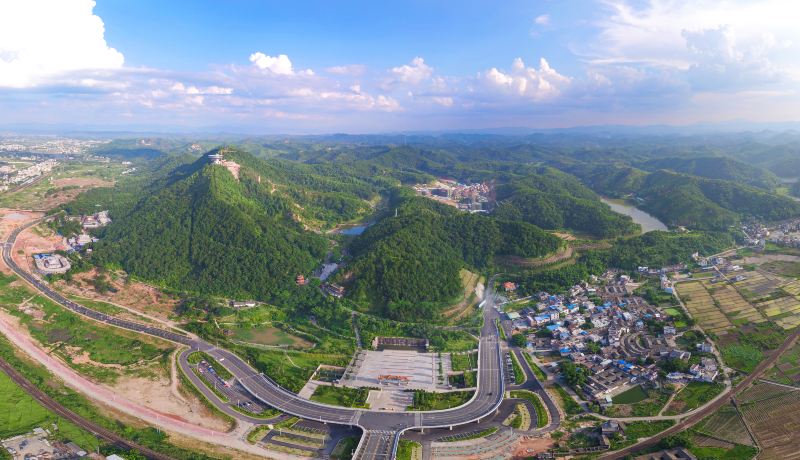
346, 349, 442, 391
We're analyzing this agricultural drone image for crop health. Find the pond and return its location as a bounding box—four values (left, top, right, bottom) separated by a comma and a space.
336, 224, 368, 235
601, 197, 668, 233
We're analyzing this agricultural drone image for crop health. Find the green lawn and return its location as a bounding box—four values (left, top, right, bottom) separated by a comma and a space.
509, 352, 525, 385
235, 346, 350, 392
0, 370, 99, 450
450, 351, 478, 371
664, 308, 682, 317
396, 440, 421, 460
331, 436, 359, 460
408, 390, 473, 411
310, 385, 370, 409
612, 385, 648, 404
510, 390, 548, 428
232, 325, 313, 348
664, 382, 724, 415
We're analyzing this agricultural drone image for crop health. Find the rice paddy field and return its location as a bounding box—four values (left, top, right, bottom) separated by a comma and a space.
755, 296, 800, 329
676, 281, 733, 336
733, 271, 785, 299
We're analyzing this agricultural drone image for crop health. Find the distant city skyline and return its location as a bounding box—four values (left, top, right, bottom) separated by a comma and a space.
1, 0, 799, 133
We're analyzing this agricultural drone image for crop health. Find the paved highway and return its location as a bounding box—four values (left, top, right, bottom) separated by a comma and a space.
3, 218, 507, 459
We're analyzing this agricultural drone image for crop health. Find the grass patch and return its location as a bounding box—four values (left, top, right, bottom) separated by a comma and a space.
396, 440, 421, 460
664, 382, 724, 415
310, 385, 370, 409
612, 385, 648, 404
234, 346, 349, 392
0, 371, 100, 450
246, 425, 271, 444
450, 351, 478, 371
689, 444, 758, 460
521, 352, 547, 381
331, 436, 359, 460
439, 427, 498, 442
509, 352, 525, 385
722, 344, 764, 373
0, 273, 173, 384
408, 390, 473, 411
232, 325, 313, 348
553, 384, 583, 416
510, 390, 548, 428
496, 318, 507, 340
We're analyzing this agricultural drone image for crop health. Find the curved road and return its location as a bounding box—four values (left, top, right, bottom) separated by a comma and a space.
3, 218, 507, 459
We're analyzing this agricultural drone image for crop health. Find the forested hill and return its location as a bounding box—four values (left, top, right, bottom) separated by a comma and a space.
91, 149, 361, 300
635, 156, 780, 190
492, 167, 641, 238
564, 163, 800, 230
342, 191, 562, 320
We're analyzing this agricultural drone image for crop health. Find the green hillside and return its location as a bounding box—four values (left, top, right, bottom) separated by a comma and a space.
344, 192, 561, 320
492, 167, 641, 238
92, 150, 340, 300
637, 156, 780, 190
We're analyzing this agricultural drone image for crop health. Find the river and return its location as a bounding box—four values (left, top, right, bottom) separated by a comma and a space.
601, 197, 668, 233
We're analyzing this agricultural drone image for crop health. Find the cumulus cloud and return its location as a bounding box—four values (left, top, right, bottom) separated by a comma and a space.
534, 14, 550, 26
326, 64, 366, 76
390, 57, 433, 85
249, 52, 313, 76
484, 58, 571, 101
0, 0, 124, 88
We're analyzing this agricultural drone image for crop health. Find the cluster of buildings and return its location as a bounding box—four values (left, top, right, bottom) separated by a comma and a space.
1, 426, 88, 459
0, 136, 108, 155
0, 159, 58, 191
413, 179, 494, 212
33, 253, 71, 275
759, 218, 800, 248
506, 271, 719, 405
71, 211, 112, 230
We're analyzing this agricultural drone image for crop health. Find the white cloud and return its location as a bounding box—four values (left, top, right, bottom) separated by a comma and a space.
249, 52, 312, 76
584, 0, 800, 75
390, 57, 433, 85
326, 64, 366, 76
484, 57, 571, 101
534, 14, 550, 26
0, 0, 124, 88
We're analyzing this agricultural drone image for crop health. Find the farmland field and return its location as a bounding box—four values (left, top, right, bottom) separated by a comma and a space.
695, 403, 755, 446
676, 281, 732, 336
764, 341, 800, 385
739, 382, 800, 459
708, 284, 765, 325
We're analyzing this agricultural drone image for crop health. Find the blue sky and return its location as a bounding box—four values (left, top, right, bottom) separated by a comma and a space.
1, 0, 798, 133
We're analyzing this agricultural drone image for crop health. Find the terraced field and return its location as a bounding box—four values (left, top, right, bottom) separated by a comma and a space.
677, 281, 732, 336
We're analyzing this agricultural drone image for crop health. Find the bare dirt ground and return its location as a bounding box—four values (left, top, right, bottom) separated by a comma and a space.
742, 254, 800, 265
54, 269, 180, 323
10, 222, 66, 273
52, 177, 113, 188
512, 437, 555, 459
